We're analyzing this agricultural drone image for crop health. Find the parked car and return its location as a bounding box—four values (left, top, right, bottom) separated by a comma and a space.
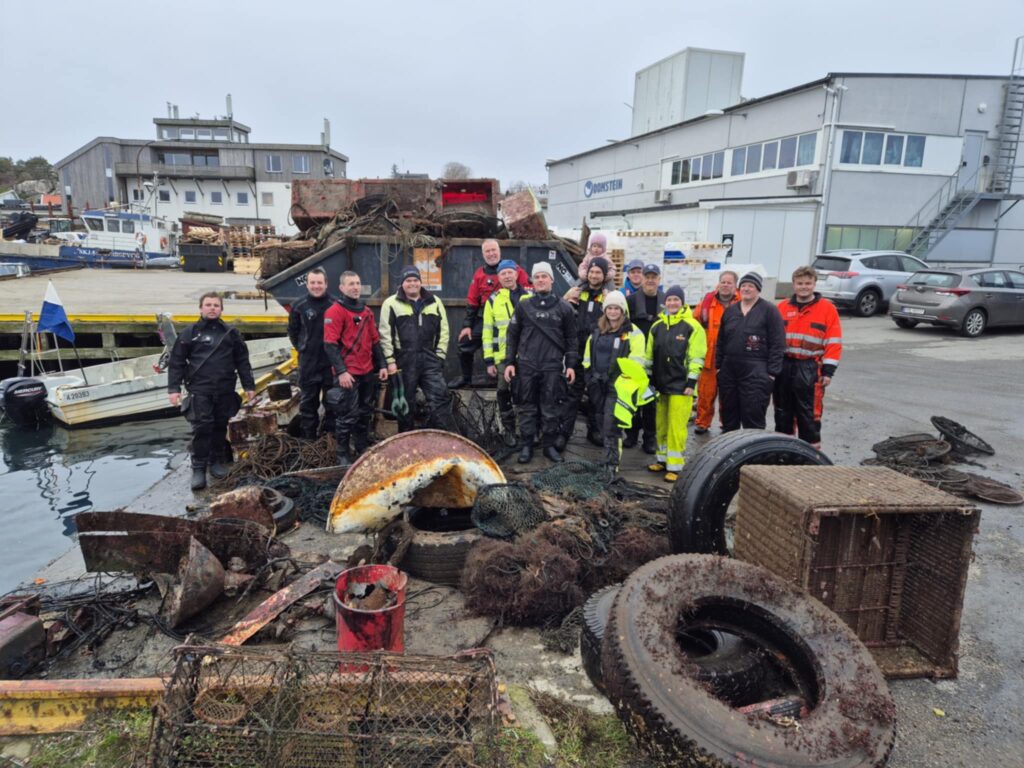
813, 250, 929, 317
889, 268, 1024, 337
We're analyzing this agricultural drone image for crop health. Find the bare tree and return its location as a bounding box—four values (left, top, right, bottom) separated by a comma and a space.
442, 161, 472, 179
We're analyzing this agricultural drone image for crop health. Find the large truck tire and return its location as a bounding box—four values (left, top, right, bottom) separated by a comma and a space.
582, 584, 765, 705
398, 507, 483, 587
669, 431, 831, 554
601, 554, 896, 767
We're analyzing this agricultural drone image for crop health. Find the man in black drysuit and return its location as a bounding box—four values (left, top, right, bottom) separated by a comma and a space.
168, 292, 255, 491
287, 267, 335, 439
504, 261, 578, 464
715, 272, 785, 431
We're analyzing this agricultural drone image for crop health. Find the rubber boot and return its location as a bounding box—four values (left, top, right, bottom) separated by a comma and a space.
543, 446, 564, 463
448, 353, 473, 389
501, 419, 519, 448
517, 444, 534, 464
190, 466, 207, 491
209, 462, 229, 480
641, 433, 657, 455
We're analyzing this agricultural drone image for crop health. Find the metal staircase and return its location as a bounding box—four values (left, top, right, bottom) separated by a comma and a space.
905, 36, 1024, 260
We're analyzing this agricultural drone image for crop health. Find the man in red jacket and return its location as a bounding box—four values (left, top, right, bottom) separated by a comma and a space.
774, 265, 843, 448
451, 239, 530, 388
323, 270, 389, 465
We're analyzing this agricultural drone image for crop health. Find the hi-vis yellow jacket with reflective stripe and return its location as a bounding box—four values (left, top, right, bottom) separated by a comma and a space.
582, 323, 653, 429
482, 286, 532, 366
645, 307, 707, 395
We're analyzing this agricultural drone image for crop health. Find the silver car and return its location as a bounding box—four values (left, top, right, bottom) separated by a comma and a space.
889, 268, 1024, 337
813, 250, 929, 317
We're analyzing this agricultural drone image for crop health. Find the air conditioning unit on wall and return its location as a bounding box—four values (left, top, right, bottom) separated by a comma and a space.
786, 170, 816, 190
654, 189, 673, 204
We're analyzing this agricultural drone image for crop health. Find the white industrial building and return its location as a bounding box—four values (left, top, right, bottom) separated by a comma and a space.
546, 47, 1024, 281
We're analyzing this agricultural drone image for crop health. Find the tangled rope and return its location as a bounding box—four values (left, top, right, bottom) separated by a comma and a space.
221, 433, 337, 484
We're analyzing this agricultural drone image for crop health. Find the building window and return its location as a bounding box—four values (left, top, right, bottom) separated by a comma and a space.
265, 154, 282, 173
179, 128, 195, 140
862, 132, 884, 165
825, 225, 917, 252
197, 128, 212, 140
213, 128, 229, 141
690, 156, 701, 182
237, 192, 249, 205
840, 131, 863, 163
192, 152, 220, 167
184, 190, 197, 204
293, 154, 310, 174
323, 158, 335, 177
668, 152, 723, 186
778, 136, 797, 169
712, 152, 724, 178
745, 144, 762, 174
261, 192, 274, 206
762, 141, 778, 171
211, 191, 223, 204
731, 147, 746, 176
884, 134, 904, 165
797, 133, 816, 165
132, 188, 144, 201
161, 127, 178, 140
158, 190, 171, 202
905, 135, 926, 167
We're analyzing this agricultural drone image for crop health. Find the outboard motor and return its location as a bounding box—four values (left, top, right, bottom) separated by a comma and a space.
0, 378, 49, 427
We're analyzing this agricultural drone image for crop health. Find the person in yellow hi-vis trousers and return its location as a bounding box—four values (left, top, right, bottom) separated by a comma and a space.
645, 285, 707, 482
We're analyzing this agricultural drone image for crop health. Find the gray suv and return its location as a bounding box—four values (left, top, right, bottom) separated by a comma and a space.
813, 250, 929, 317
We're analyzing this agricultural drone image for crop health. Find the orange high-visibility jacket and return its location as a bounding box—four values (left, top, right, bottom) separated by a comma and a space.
697, 290, 739, 370
776, 294, 843, 377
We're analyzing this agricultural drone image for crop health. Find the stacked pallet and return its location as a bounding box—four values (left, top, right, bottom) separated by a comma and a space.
181, 226, 223, 245
245, 239, 317, 279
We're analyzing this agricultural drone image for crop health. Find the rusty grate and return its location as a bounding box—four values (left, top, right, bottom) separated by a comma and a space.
149, 643, 501, 767
734, 466, 979, 679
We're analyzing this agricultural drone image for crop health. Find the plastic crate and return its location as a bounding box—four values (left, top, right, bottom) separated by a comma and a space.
735, 465, 979, 679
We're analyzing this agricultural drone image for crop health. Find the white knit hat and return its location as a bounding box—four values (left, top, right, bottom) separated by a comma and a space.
532, 262, 553, 279
603, 290, 627, 313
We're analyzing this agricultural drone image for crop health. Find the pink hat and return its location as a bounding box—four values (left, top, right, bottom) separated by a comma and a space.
588, 232, 608, 249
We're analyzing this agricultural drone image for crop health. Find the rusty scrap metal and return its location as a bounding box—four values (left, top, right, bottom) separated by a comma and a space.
75, 512, 285, 574
327, 429, 506, 534
0, 676, 166, 735
219, 561, 344, 646
207, 485, 277, 530
162, 538, 227, 630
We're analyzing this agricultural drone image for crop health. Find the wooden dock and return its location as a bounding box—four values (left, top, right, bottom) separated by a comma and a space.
0, 270, 288, 364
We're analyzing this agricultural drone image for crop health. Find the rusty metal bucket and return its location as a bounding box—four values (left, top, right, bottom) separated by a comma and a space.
162, 537, 226, 629
326, 429, 505, 534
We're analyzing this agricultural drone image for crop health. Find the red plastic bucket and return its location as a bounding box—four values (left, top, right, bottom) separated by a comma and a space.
333, 564, 408, 654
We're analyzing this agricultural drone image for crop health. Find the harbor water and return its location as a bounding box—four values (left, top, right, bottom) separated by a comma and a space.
0, 417, 190, 593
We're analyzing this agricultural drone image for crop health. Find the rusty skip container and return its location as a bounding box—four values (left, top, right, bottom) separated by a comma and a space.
734, 465, 979, 679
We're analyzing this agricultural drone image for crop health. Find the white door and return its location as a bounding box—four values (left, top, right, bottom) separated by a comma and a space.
958, 131, 986, 192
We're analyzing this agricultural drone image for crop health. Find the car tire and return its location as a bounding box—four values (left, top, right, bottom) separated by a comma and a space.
601, 554, 896, 767
854, 288, 881, 317
893, 317, 918, 329
398, 507, 483, 587
960, 308, 987, 338
582, 584, 765, 705
668, 431, 832, 555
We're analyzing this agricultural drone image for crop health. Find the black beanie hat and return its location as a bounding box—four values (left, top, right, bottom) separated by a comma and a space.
401, 265, 422, 282
665, 285, 685, 303
589, 256, 611, 277
739, 272, 763, 292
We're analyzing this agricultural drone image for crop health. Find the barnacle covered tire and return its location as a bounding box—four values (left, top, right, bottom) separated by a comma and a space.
669, 432, 831, 554
601, 554, 896, 767
398, 507, 483, 587
582, 584, 765, 705
581, 584, 620, 693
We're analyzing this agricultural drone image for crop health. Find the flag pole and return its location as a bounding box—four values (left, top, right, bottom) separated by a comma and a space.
53, 333, 64, 373
71, 340, 89, 385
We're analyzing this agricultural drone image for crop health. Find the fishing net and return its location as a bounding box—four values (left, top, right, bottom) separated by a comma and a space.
529, 460, 613, 500
471, 483, 548, 539
450, 390, 517, 461
930, 415, 996, 456
541, 605, 585, 654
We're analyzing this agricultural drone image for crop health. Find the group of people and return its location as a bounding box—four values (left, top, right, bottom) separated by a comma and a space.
166, 235, 841, 491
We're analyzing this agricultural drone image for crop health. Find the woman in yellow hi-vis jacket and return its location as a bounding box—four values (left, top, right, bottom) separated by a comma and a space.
582, 291, 650, 469
645, 286, 707, 482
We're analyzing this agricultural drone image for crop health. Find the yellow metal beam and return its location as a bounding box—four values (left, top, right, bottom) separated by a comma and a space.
0, 677, 165, 735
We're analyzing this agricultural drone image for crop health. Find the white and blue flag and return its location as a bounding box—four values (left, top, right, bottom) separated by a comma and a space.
37, 281, 75, 343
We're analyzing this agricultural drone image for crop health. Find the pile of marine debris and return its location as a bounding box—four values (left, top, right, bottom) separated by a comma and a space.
253, 177, 581, 280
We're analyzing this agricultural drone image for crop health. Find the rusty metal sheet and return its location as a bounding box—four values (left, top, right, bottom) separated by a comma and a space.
75, 512, 284, 574
327, 429, 505, 534
162, 538, 226, 629
219, 562, 344, 646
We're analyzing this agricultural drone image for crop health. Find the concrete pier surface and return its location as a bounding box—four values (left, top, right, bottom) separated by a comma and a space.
0, 269, 286, 319
14, 314, 1024, 767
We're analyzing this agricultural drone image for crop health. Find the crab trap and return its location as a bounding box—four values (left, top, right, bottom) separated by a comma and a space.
734, 466, 979, 679
148, 643, 501, 767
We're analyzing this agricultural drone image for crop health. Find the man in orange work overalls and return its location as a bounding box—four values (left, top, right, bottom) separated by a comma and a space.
694, 270, 739, 434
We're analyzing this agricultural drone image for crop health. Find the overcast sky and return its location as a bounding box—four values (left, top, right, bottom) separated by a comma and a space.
1, 0, 1020, 185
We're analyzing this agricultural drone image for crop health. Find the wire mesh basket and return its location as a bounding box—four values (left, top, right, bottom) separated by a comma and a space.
149, 643, 501, 767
